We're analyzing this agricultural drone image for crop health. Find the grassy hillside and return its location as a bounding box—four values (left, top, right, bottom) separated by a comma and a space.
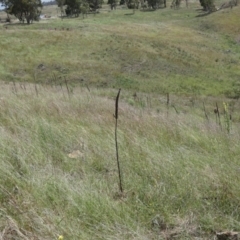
0, 2, 240, 239
0, 82, 240, 239
0, 2, 240, 96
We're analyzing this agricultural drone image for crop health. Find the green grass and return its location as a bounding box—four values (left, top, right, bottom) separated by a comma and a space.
0, 82, 240, 239
0, 2, 240, 239
0, 2, 240, 96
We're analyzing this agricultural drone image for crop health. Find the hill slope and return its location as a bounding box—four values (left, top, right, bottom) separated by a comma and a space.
0, 3, 239, 96
0, 82, 240, 239
0, 3, 240, 239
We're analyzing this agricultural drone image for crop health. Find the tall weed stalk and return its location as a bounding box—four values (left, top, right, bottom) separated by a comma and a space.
114, 89, 123, 193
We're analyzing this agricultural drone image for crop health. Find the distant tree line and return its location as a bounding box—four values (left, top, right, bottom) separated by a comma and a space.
119, 0, 166, 9
56, 0, 103, 17
0, 0, 42, 24
0, 0, 238, 24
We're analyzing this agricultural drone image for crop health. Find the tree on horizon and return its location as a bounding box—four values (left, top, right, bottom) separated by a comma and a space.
0, 0, 42, 24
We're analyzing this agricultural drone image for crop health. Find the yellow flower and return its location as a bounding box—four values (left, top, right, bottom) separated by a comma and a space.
58, 235, 64, 240
223, 102, 228, 112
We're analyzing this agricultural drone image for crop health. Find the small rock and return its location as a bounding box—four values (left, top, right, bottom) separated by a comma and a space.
216, 231, 239, 240
68, 150, 84, 159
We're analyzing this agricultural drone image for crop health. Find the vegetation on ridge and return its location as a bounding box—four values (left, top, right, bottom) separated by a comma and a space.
0, 1, 240, 96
